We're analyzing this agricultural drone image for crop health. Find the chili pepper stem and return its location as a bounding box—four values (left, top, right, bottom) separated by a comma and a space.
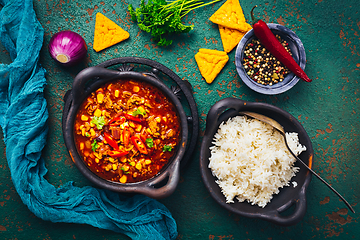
250, 5, 259, 25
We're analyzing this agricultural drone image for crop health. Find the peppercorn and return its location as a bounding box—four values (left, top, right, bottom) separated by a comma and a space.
242, 35, 291, 85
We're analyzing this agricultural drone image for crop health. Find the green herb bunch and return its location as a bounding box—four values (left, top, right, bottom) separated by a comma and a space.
128, 0, 221, 46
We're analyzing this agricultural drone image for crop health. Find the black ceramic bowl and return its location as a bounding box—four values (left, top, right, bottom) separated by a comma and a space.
200, 98, 313, 226
235, 23, 306, 95
62, 66, 188, 199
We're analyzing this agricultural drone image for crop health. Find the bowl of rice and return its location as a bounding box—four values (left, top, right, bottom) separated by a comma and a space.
200, 98, 313, 226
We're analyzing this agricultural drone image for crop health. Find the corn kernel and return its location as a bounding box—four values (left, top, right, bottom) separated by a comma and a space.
85, 140, 91, 149
112, 164, 118, 171
115, 89, 120, 98
135, 125, 142, 132
90, 122, 95, 127
133, 172, 138, 178
133, 86, 140, 92
129, 122, 135, 128
94, 109, 102, 117
162, 116, 167, 122
155, 117, 161, 123
79, 142, 84, 150
147, 128, 152, 134
135, 162, 142, 170
120, 122, 128, 129
145, 159, 151, 165
81, 128, 86, 136
120, 175, 127, 183
97, 93, 104, 103
120, 157, 127, 163
95, 158, 100, 163
122, 165, 129, 171
105, 164, 112, 171
90, 128, 96, 137
81, 115, 89, 121
130, 162, 135, 166
79, 125, 84, 130
138, 106, 145, 113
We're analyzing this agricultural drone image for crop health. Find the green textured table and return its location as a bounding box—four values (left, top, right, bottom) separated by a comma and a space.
1, 0, 359, 239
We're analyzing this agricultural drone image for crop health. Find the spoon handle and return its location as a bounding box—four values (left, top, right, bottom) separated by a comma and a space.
285, 141, 355, 213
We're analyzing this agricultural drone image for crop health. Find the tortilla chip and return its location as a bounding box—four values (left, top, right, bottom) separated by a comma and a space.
209, 0, 252, 32
195, 49, 229, 84
93, 13, 129, 52
219, 25, 246, 53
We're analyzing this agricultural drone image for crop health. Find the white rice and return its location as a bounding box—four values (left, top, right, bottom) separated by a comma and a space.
208, 115, 306, 208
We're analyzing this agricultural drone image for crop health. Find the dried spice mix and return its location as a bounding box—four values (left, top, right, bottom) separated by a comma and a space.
242, 35, 292, 85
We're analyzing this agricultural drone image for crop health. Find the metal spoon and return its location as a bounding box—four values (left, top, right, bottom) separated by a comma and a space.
240, 111, 355, 213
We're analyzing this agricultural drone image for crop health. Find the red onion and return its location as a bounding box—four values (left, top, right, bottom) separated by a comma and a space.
48, 30, 88, 66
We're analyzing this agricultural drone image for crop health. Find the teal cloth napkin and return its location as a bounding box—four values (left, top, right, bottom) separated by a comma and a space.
0, 0, 177, 239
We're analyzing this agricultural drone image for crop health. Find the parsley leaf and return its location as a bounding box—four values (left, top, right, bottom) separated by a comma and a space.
91, 116, 106, 130
145, 138, 154, 148
163, 144, 172, 152
91, 140, 99, 152
128, 0, 221, 46
132, 107, 146, 117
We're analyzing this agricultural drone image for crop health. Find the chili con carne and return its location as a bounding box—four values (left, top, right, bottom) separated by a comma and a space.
74, 79, 181, 183
250, 5, 312, 83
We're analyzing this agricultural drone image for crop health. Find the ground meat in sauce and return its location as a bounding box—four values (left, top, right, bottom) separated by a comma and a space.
74, 79, 181, 183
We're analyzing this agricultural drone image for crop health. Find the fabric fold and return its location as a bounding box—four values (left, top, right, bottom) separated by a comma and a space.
0, 0, 177, 239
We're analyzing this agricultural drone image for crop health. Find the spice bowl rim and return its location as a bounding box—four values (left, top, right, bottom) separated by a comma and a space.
235, 23, 306, 95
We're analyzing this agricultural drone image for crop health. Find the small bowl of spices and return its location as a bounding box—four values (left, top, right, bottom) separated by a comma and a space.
235, 23, 306, 95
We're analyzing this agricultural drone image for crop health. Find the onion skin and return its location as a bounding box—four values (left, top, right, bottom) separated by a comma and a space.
48, 30, 88, 66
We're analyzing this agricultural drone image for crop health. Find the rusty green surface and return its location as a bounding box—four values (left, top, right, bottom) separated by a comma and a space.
0, 0, 359, 239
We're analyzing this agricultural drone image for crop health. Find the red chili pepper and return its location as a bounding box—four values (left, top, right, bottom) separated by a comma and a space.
122, 126, 131, 146
250, 6, 312, 82
109, 116, 126, 126
131, 135, 148, 154
108, 150, 129, 158
104, 132, 119, 150
124, 113, 145, 123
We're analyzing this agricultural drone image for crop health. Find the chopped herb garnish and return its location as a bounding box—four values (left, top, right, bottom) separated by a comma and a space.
85, 132, 90, 137
145, 138, 154, 148
120, 167, 129, 174
163, 144, 172, 152
132, 107, 146, 117
91, 140, 98, 152
91, 116, 106, 130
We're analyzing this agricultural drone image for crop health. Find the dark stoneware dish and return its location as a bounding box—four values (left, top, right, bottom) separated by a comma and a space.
62, 65, 189, 199
200, 98, 313, 226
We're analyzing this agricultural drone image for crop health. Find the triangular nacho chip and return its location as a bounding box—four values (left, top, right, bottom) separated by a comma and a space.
219, 25, 247, 53
209, 0, 252, 32
195, 49, 229, 84
93, 13, 129, 52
